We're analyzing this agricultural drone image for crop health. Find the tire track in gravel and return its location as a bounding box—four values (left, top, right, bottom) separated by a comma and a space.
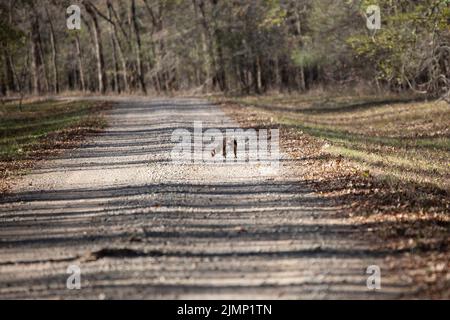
0, 97, 417, 299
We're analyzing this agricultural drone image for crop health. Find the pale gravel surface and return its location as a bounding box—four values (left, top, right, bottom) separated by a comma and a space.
0, 97, 418, 299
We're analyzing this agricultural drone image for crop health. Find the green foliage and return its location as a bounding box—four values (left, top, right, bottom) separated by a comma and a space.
0, 5, 25, 50
259, 0, 287, 28
347, 0, 450, 90
291, 49, 322, 68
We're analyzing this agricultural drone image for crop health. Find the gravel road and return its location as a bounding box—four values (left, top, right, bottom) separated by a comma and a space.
0, 98, 417, 299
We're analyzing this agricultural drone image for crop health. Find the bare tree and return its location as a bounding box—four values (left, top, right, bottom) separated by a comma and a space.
74, 34, 86, 92
130, 0, 147, 94
45, 5, 59, 93
83, 0, 107, 93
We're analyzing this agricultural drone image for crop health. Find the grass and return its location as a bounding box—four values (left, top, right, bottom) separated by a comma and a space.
0, 99, 109, 193
219, 93, 450, 192
0, 99, 107, 161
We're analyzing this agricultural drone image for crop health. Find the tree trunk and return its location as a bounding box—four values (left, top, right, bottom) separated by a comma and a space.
1, 56, 7, 96
108, 8, 120, 93
94, 1, 129, 93
35, 16, 49, 93
84, 2, 107, 93
192, 0, 211, 91
75, 34, 86, 92
2, 49, 17, 93
198, 0, 219, 91
293, 5, 306, 91
131, 0, 147, 94
210, 0, 227, 91
46, 7, 59, 93
254, 56, 262, 94
109, 8, 128, 92
143, 0, 168, 92
30, 20, 40, 95
273, 58, 280, 91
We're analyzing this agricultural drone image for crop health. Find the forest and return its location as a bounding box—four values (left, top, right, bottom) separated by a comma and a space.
0, 0, 449, 99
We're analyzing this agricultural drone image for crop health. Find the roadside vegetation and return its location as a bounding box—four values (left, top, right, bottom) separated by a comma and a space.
221, 93, 449, 193
0, 99, 109, 194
